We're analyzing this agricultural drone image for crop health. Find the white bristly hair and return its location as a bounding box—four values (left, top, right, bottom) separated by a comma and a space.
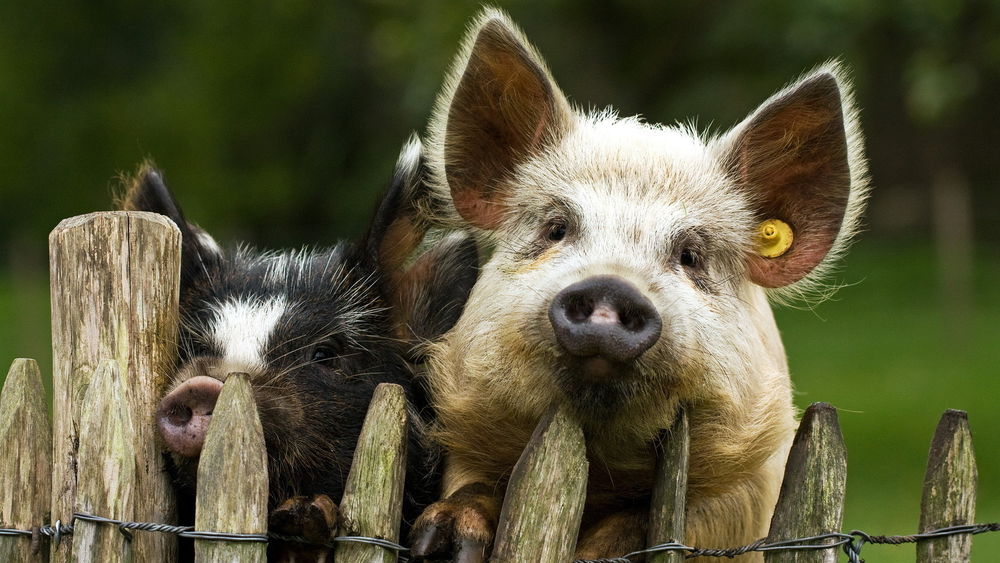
208, 296, 288, 375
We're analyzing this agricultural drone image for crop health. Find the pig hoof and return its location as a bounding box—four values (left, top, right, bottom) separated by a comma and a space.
409, 484, 499, 562
269, 494, 340, 545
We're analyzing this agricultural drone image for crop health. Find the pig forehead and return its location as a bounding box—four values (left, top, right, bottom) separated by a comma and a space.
521, 119, 747, 214
207, 295, 289, 373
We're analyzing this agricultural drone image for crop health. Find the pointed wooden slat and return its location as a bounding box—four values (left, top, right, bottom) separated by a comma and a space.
647, 408, 690, 563
49, 211, 181, 562
491, 403, 589, 563
765, 402, 847, 563
195, 374, 268, 563
917, 409, 977, 563
72, 360, 136, 562
0, 358, 52, 562
335, 383, 409, 563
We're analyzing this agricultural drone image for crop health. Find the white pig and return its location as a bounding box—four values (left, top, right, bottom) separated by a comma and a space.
409, 8, 869, 562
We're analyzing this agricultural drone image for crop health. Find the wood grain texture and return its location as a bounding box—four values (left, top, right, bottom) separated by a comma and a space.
334, 383, 408, 563
918, 409, 977, 563
72, 360, 135, 562
0, 358, 52, 562
765, 403, 847, 563
647, 408, 689, 563
194, 374, 268, 563
49, 211, 180, 562
491, 403, 589, 563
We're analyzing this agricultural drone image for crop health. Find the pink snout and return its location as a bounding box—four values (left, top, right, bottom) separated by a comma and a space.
156, 376, 223, 458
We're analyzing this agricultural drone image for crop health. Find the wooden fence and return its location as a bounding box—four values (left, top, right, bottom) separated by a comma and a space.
0, 210, 985, 562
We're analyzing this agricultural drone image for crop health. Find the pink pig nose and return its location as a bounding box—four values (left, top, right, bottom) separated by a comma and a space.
549, 275, 662, 368
157, 376, 224, 458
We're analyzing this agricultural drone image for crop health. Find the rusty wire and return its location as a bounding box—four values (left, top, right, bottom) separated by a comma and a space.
0, 513, 998, 562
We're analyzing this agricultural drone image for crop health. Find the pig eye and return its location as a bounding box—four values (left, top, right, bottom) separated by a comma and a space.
679, 248, 699, 268
545, 219, 569, 242
310, 344, 341, 367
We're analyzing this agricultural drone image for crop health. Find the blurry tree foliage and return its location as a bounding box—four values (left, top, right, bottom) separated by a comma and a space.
0, 0, 998, 252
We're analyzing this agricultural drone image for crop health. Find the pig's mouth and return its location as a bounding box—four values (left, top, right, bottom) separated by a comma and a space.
563, 354, 636, 383
553, 354, 644, 411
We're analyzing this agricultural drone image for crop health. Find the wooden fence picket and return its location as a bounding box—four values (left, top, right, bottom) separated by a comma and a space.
917, 409, 977, 563
0, 358, 51, 562
647, 408, 690, 563
194, 374, 268, 563
334, 383, 409, 563
491, 404, 589, 563
72, 360, 135, 562
49, 211, 181, 562
765, 402, 847, 563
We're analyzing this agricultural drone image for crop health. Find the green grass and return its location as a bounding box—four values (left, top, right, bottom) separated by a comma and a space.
1, 239, 998, 560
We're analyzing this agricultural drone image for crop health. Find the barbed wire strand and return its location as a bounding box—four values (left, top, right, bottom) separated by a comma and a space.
0, 512, 997, 562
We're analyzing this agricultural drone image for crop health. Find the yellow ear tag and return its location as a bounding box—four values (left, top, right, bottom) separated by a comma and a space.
757, 219, 793, 258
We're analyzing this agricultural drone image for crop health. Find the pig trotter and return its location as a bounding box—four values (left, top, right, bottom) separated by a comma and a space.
409, 483, 500, 562
268, 494, 339, 561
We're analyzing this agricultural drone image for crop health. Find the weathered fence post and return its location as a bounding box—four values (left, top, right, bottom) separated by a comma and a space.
194, 374, 268, 563
917, 409, 977, 562
49, 211, 181, 562
491, 404, 588, 563
335, 383, 409, 563
765, 402, 847, 563
647, 408, 689, 563
72, 360, 135, 562
0, 358, 51, 562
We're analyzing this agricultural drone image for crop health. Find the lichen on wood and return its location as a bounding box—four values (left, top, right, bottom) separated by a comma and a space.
0, 358, 51, 562
335, 383, 409, 563
765, 402, 847, 563
491, 403, 589, 563
917, 409, 977, 563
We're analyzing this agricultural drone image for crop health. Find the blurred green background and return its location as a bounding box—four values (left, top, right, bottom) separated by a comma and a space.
1, 1, 998, 560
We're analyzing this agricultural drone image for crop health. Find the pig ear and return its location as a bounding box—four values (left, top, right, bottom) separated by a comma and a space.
721, 65, 868, 289
118, 163, 223, 289
427, 8, 573, 230
395, 233, 479, 350
361, 136, 479, 346
361, 134, 428, 274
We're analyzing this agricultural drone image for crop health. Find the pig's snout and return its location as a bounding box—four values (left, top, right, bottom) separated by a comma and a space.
549, 276, 662, 377
157, 376, 224, 458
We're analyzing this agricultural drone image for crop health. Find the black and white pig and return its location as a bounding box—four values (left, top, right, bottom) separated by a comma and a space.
408, 9, 870, 563
118, 136, 478, 559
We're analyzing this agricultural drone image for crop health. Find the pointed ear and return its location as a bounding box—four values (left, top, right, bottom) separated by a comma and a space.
431, 9, 573, 230
361, 134, 428, 278
360, 136, 479, 347
394, 233, 479, 352
118, 163, 223, 289
722, 68, 864, 288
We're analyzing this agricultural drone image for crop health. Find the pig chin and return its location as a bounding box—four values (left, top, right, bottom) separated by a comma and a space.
551, 358, 646, 414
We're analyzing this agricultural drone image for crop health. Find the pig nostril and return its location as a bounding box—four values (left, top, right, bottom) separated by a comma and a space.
564, 296, 594, 323
619, 308, 645, 332
167, 404, 193, 427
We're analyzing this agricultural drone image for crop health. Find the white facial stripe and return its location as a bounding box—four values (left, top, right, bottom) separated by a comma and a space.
209, 296, 288, 375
